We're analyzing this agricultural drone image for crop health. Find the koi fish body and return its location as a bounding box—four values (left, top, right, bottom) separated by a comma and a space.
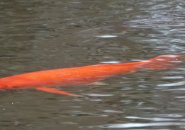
0, 54, 184, 96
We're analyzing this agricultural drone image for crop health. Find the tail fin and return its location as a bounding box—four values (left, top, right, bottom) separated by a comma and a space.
141, 54, 185, 71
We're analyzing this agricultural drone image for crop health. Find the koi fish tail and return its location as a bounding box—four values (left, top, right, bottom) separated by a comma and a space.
141, 54, 185, 71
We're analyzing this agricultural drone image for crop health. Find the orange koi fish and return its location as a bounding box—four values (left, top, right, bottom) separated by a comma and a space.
0, 54, 184, 96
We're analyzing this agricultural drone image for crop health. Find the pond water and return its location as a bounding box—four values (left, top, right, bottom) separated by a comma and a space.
0, 0, 185, 130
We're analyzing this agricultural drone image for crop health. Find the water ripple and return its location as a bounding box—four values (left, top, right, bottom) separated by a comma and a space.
102, 122, 185, 129
125, 0, 185, 53
161, 76, 184, 80
84, 93, 113, 97
95, 34, 118, 38
126, 116, 181, 122
157, 81, 185, 87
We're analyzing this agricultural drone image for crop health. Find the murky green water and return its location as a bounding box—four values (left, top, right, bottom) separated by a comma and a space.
0, 0, 185, 130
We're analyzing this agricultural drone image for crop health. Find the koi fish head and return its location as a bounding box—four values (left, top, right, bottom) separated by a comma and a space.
151, 54, 185, 62
143, 54, 185, 70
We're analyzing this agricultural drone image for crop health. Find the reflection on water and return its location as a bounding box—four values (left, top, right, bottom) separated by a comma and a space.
0, 0, 185, 130
103, 122, 185, 129
95, 34, 118, 38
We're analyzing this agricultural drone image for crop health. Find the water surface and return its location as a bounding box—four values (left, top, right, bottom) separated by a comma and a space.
0, 0, 185, 130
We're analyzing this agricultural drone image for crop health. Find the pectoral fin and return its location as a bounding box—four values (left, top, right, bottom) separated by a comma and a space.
36, 87, 79, 96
